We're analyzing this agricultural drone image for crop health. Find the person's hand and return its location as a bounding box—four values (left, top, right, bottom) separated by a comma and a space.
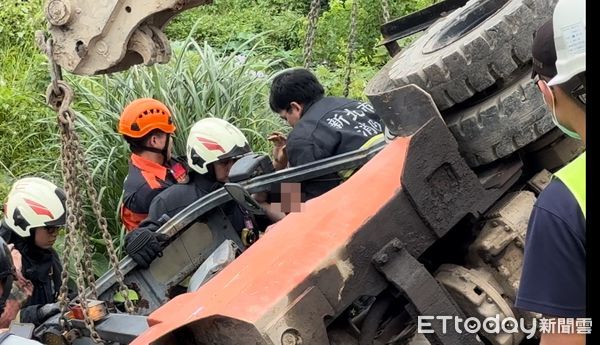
251, 192, 268, 203
125, 225, 169, 269
7, 244, 21, 274
7, 244, 28, 286
258, 201, 286, 223
267, 132, 288, 170
8, 276, 33, 307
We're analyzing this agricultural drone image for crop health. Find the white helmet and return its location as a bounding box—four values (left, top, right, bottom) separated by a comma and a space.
186, 118, 250, 175
2, 177, 66, 238
548, 0, 586, 86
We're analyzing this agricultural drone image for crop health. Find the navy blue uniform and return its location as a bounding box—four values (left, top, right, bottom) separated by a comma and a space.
286, 97, 383, 200
143, 172, 272, 237
146, 173, 222, 223
515, 180, 586, 317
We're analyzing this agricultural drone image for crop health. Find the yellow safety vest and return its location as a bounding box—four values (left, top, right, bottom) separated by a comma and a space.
555, 152, 586, 218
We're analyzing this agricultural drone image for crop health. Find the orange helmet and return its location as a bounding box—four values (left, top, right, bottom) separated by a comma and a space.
118, 98, 176, 138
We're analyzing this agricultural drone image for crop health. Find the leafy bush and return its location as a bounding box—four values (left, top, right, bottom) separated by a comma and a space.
0, 0, 45, 48
309, 0, 437, 68
166, 2, 304, 58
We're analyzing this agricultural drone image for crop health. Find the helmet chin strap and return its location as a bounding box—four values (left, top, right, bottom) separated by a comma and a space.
205, 164, 217, 180
140, 133, 171, 163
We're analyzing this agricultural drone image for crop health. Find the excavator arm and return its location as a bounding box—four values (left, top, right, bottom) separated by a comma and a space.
44, 0, 212, 75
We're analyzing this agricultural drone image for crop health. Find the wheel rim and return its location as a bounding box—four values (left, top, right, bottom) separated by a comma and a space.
423, 0, 510, 54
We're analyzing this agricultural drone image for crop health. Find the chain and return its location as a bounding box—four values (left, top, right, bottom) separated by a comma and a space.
56, 111, 103, 343
36, 31, 135, 341
75, 137, 135, 313
57, 139, 75, 331
36, 32, 63, 102
381, 0, 391, 23
343, 0, 360, 98
303, 0, 321, 68
65, 143, 98, 300
78, 217, 99, 300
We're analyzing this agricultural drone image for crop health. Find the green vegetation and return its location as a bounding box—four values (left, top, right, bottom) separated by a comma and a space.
1, 0, 56, 197
1, 0, 433, 271
167, 0, 435, 98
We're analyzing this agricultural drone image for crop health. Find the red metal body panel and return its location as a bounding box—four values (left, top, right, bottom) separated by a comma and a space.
131, 138, 410, 345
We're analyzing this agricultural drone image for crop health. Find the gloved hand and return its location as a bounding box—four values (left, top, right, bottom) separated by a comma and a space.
267, 132, 288, 170
125, 220, 170, 269
37, 302, 60, 321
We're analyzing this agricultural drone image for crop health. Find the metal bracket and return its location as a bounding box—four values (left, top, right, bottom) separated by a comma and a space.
527, 170, 553, 195
373, 238, 481, 345
44, 0, 213, 75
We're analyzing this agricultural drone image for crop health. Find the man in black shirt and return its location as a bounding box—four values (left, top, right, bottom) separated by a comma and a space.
269, 68, 383, 200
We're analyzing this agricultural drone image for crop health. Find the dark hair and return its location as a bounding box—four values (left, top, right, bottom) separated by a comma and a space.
124, 129, 166, 154
269, 68, 325, 113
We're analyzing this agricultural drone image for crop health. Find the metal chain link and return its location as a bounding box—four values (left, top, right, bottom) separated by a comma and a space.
303, 0, 321, 68
381, 0, 391, 23
53, 64, 135, 314
78, 217, 99, 300
57, 140, 76, 331
56, 111, 103, 343
343, 0, 360, 98
74, 135, 135, 313
64, 146, 98, 301
36, 31, 135, 341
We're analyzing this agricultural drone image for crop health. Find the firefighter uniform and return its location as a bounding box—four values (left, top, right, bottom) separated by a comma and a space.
121, 154, 188, 231
117, 98, 182, 231
286, 96, 384, 200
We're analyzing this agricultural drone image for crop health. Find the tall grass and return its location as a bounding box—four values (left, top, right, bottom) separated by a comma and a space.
31, 35, 284, 260
0, 43, 58, 199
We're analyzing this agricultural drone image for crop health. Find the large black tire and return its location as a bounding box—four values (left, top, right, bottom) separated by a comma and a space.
386, 0, 556, 111
445, 69, 554, 167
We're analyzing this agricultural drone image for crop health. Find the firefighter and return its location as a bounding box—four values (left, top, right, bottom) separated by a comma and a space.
125, 118, 272, 268
268, 68, 384, 200
0, 237, 43, 344
118, 98, 189, 231
0, 178, 65, 327
515, 1, 586, 344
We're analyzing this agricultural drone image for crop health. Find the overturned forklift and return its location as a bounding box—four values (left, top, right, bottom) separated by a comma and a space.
34, 0, 583, 344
